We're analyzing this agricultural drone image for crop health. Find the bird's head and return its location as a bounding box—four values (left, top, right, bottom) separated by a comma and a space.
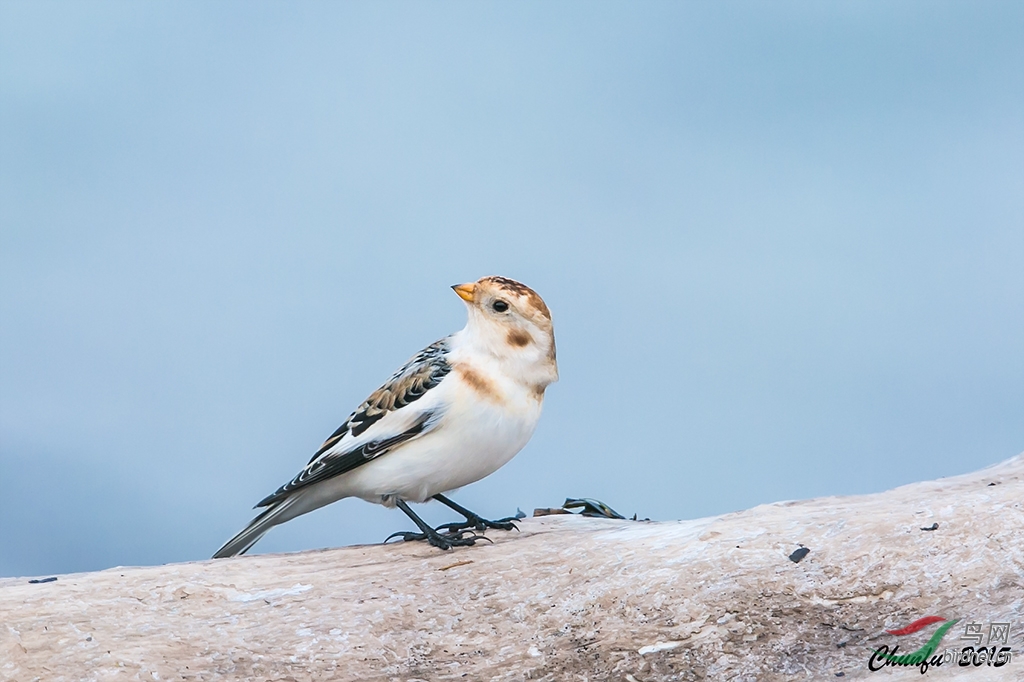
451, 276, 557, 385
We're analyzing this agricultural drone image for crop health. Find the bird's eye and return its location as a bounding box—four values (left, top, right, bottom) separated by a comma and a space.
492, 300, 509, 313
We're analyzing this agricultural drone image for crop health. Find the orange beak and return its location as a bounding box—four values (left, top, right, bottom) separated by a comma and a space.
451, 282, 476, 303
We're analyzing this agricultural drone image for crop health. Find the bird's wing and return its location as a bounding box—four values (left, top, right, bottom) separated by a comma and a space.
255, 338, 452, 507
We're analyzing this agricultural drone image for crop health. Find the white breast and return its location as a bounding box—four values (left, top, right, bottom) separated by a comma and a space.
318, 359, 544, 505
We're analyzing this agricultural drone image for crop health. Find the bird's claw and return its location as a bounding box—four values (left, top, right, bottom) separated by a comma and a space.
434, 516, 519, 534
384, 528, 490, 551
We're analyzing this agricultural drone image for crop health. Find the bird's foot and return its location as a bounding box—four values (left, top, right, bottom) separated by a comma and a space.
435, 514, 519, 534
384, 527, 489, 551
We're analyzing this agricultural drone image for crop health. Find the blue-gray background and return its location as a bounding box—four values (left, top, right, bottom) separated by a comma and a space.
1, 2, 1021, 578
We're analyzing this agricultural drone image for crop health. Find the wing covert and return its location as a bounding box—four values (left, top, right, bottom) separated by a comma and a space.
256, 411, 435, 507
257, 337, 453, 508
347, 338, 452, 437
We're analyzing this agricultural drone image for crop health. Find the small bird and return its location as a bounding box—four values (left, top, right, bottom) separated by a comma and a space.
213, 276, 557, 557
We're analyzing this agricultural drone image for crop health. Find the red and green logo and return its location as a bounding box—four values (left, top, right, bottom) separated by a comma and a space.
868, 616, 958, 674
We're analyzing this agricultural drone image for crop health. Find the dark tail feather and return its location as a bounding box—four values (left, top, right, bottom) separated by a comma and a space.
212, 496, 300, 559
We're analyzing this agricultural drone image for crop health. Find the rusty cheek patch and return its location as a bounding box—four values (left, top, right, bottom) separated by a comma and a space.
506, 329, 532, 347
457, 366, 502, 402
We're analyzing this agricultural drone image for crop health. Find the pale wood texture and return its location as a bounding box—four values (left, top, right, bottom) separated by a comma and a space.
2, 453, 1022, 681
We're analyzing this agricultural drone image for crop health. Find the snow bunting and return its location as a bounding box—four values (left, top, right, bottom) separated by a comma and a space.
213, 276, 557, 557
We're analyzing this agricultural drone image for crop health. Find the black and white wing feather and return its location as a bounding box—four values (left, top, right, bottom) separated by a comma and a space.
255, 338, 452, 508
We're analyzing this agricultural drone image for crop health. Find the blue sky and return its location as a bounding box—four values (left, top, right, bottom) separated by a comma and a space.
1, 1, 1021, 577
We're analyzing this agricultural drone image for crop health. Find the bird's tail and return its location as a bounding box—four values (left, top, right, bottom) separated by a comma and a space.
212, 495, 302, 559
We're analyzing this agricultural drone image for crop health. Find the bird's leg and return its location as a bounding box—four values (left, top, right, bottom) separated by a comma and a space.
385, 499, 483, 550
432, 493, 519, 533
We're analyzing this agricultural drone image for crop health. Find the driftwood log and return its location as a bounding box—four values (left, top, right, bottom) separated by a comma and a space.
2, 453, 1022, 681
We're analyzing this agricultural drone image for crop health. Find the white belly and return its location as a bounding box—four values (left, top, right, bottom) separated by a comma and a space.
308, 378, 543, 507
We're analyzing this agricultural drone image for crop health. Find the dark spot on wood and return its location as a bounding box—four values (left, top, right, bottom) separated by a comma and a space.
920, 522, 939, 531
789, 547, 810, 563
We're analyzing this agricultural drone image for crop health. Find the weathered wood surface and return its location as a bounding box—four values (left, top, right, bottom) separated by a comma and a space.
2, 453, 1022, 681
